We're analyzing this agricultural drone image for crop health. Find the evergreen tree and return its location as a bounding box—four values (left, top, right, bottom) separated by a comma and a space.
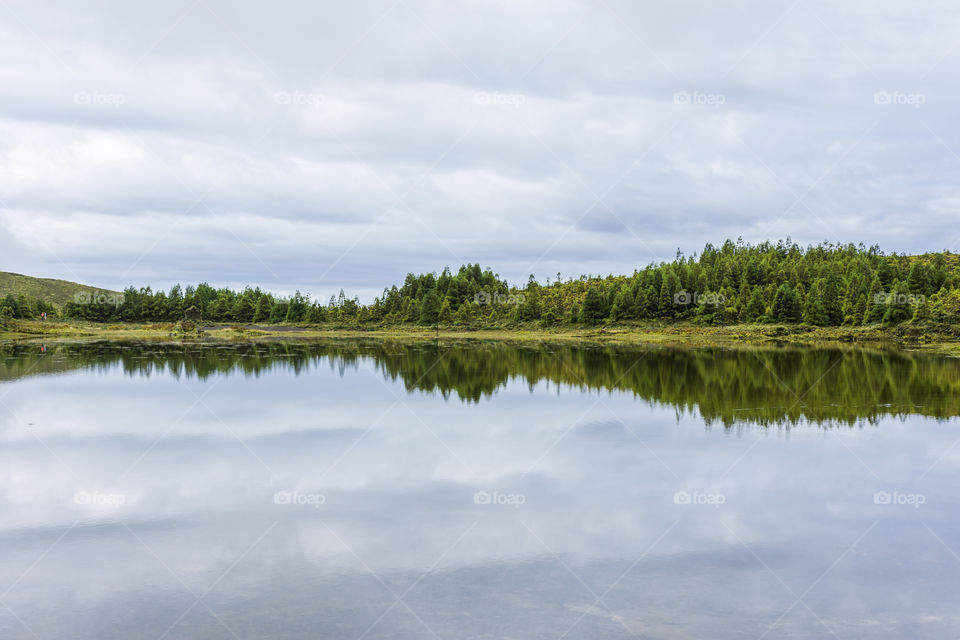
438, 298, 453, 325
610, 284, 633, 320
285, 291, 309, 323
743, 288, 766, 323
419, 288, 440, 325
863, 276, 886, 324
658, 270, 681, 319
822, 270, 843, 325
882, 281, 913, 325
233, 295, 255, 322
907, 262, 932, 296
579, 285, 606, 325
802, 291, 830, 325
771, 285, 801, 323
252, 297, 270, 323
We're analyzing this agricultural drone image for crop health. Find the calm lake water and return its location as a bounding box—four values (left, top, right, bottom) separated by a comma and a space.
1, 340, 959, 639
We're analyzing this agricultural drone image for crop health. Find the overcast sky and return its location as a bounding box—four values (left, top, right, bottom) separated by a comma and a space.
1, 0, 959, 301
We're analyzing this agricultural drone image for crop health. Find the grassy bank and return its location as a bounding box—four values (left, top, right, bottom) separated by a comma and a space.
2, 319, 959, 355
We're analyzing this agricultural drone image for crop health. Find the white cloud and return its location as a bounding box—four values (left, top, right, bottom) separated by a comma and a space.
1, 0, 959, 297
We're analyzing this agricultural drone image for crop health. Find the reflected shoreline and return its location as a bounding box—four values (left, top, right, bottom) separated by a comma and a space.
3, 340, 958, 426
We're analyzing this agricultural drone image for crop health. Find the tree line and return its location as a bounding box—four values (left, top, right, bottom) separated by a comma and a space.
0, 293, 57, 321
15, 239, 960, 327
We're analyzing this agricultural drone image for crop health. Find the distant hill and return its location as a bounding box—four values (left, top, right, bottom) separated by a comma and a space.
0, 271, 120, 308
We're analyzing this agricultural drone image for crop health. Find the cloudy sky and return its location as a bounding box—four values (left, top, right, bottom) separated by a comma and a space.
1, 0, 959, 301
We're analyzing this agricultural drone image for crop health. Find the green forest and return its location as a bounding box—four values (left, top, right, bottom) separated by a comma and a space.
6, 239, 960, 327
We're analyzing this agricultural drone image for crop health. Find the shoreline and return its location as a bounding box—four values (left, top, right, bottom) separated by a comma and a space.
1, 319, 958, 355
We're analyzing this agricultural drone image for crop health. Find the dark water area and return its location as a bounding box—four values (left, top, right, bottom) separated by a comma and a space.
0, 340, 958, 639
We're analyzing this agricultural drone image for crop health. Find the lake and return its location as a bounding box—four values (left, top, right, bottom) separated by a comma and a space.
1, 340, 958, 639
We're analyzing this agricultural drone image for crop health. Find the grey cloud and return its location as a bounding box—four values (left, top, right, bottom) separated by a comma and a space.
1, 0, 959, 296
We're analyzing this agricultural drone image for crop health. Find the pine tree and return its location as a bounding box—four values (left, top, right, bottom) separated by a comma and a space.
233, 296, 255, 322
743, 288, 766, 323
882, 280, 913, 325
863, 276, 885, 324
771, 284, 801, 323
658, 270, 681, 319
438, 298, 453, 325
907, 262, 931, 297
850, 293, 867, 325
252, 297, 270, 323
579, 285, 606, 325
419, 288, 440, 325
610, 284, 632, 320
822, 270, 843, 325
641, 284, 658, 318
912, 296, 930, 323
802, 290, 830, 325
694, 289, 720, 324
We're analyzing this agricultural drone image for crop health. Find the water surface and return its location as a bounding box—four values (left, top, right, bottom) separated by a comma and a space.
1, 340, 958, 639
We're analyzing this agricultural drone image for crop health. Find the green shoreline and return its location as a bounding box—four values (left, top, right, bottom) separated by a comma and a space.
2, 319, 959, 355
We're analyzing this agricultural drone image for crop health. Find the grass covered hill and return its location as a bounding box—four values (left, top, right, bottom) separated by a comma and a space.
0, 271, 120, 319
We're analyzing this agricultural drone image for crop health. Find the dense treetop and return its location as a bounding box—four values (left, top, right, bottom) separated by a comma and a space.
5, 239, 960, 327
